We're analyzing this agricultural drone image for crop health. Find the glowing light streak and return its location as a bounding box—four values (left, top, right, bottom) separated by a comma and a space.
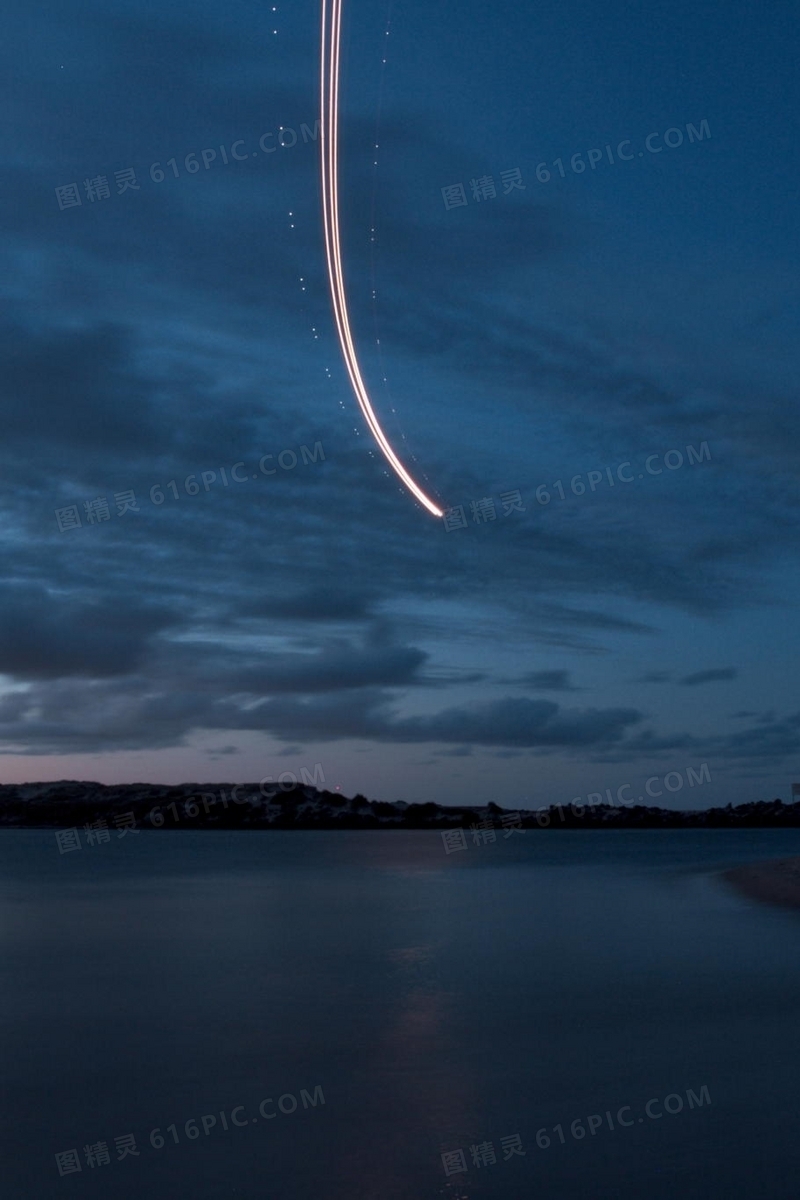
320, 0, 443, 517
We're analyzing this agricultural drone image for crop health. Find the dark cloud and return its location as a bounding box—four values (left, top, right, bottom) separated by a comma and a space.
537, 606, 655, 634
0, 661, 643, 754
596, 710, 800, 768
383, 698, 642, 749
0, 584, 177, 680
710, 712, 800, 761
213, 692, 644, 751
245, 587, 375, 622
637, 671, 672, 683
679, 668, 738, 686
514, 670, 579, 691
225, 635, 429, 693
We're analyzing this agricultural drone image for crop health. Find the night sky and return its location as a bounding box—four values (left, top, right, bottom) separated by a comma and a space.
1, 0, 798, 808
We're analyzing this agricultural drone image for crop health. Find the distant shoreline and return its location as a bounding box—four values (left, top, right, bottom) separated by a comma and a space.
1, 781, 800, 831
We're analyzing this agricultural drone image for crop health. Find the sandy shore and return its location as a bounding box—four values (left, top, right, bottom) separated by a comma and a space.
723, 857, 800, 910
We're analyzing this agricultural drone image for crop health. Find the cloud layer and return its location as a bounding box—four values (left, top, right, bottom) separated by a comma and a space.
0, 0, 797, 800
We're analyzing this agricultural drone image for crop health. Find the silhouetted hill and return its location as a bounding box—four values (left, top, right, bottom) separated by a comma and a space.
0, 781, 798, 830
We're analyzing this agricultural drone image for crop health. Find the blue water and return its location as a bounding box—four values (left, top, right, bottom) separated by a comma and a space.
2, 828, 800, 1199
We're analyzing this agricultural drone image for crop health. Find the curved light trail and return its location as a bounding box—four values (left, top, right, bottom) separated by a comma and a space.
320, 0, 444, 518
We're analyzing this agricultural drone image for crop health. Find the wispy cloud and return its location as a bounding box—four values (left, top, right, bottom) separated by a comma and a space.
679, 668, 738, 687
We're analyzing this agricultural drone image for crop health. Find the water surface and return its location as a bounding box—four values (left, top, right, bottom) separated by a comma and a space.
2, 829, 799, 1199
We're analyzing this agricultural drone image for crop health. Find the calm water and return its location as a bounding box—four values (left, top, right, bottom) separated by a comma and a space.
2, 829, 800, 1199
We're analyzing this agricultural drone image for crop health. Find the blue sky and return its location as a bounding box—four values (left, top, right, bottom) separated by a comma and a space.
0, 0, 798, 808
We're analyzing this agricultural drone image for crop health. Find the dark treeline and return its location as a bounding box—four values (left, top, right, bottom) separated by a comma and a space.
1, 781, 799, 830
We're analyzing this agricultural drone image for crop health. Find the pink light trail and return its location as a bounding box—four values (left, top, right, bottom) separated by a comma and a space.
320, 0, 444, 518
